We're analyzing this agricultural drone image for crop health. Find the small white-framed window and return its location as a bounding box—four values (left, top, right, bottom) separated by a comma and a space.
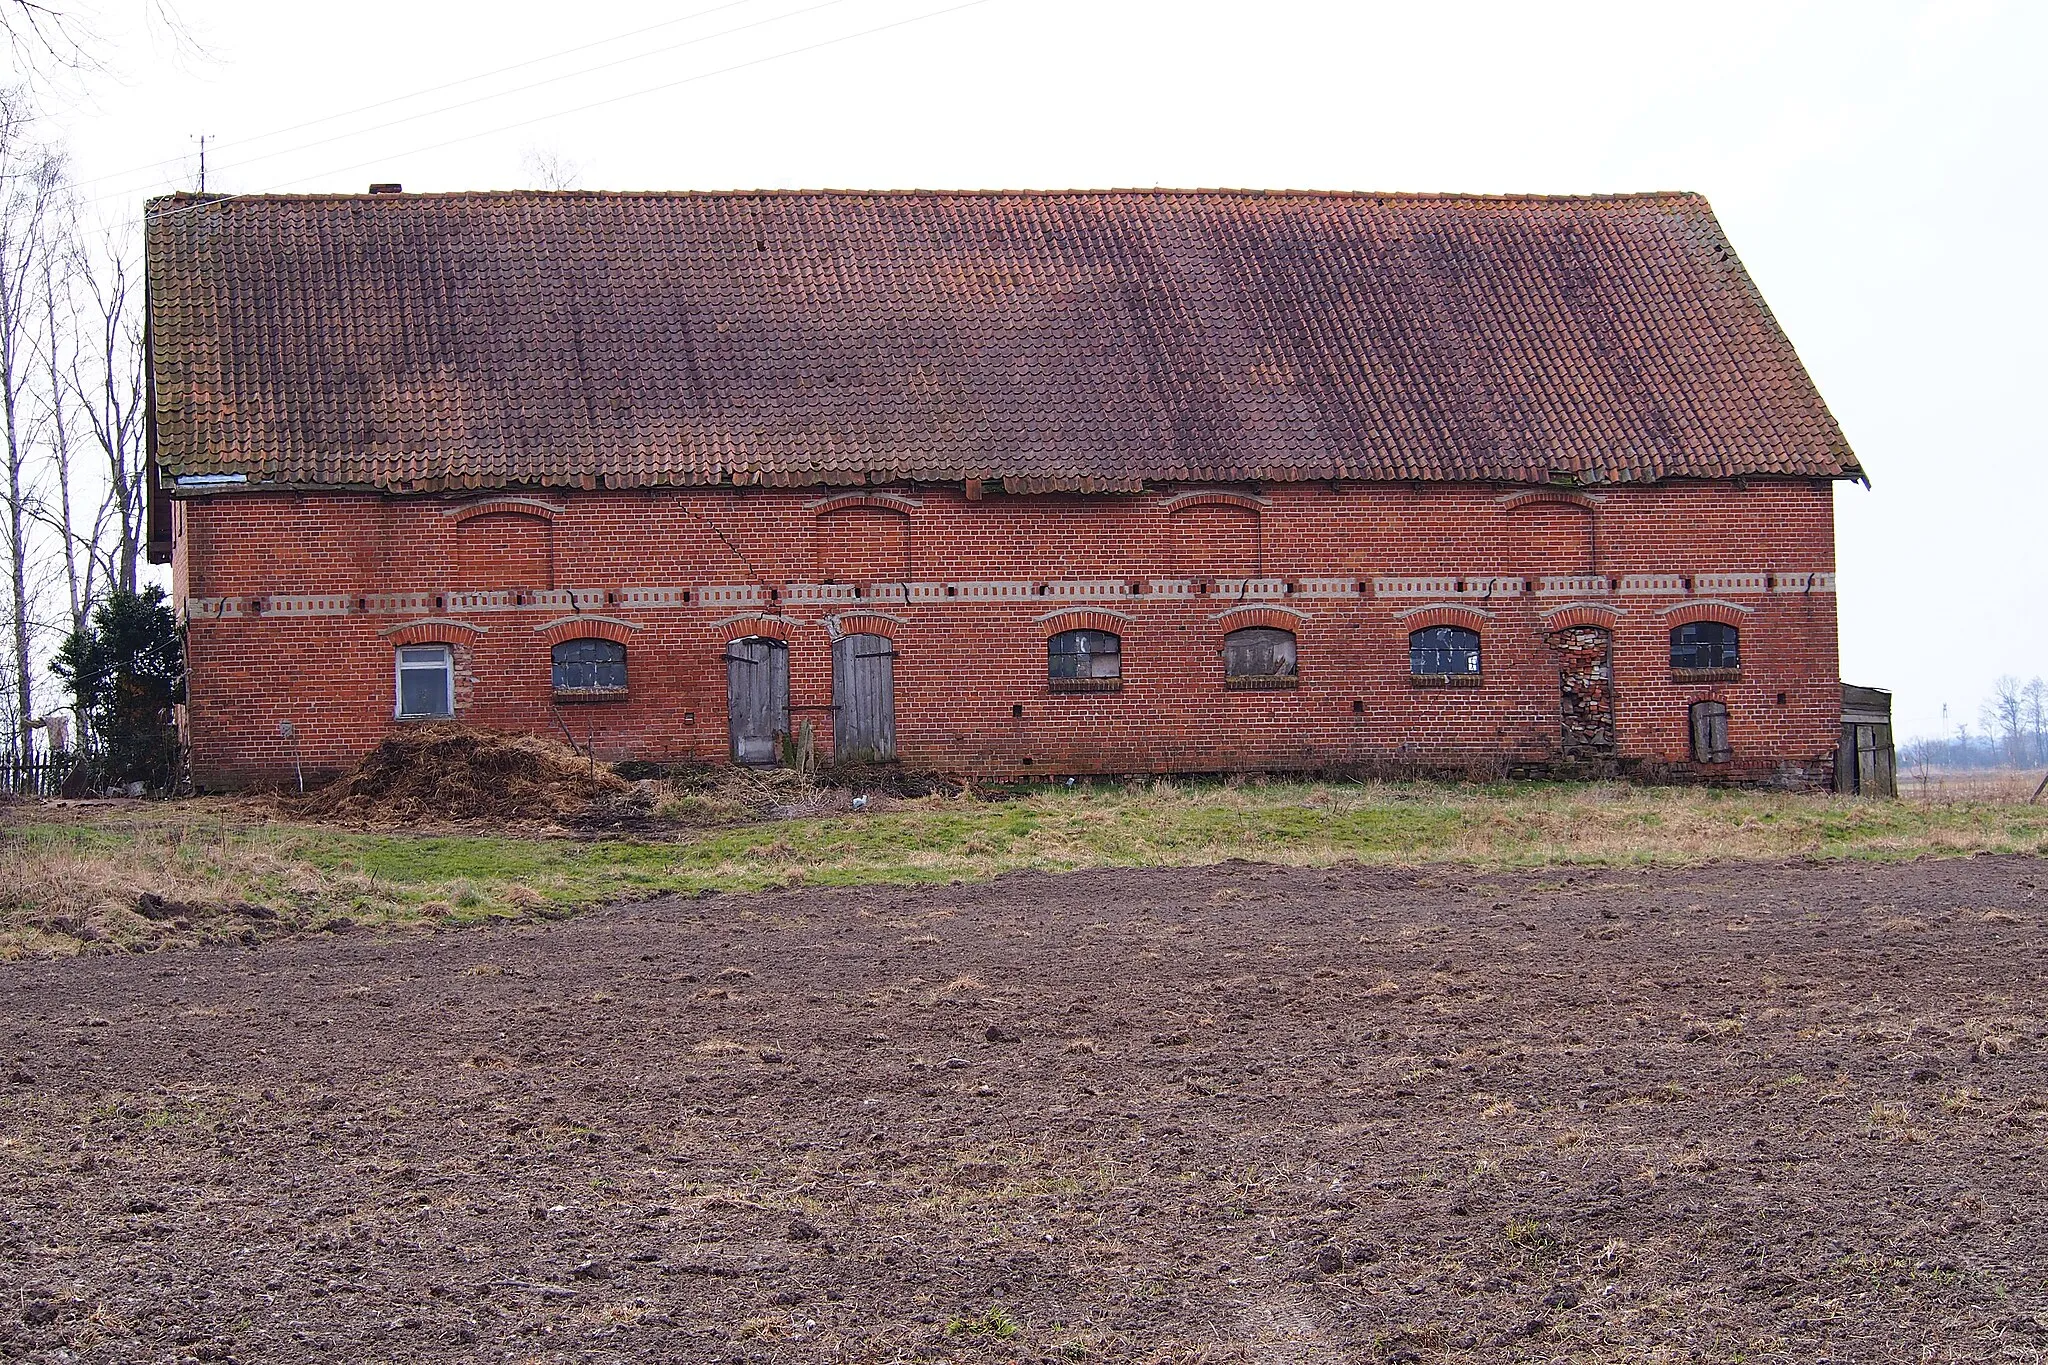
395, 644, 454, 719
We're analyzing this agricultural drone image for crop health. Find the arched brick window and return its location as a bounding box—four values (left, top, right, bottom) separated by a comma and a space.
1671, 621, 1740, 675
551, 638, 627, 696
1410, 626, 1481, 679
1048, 629, 1122, 693
1223, 627, 1297, 690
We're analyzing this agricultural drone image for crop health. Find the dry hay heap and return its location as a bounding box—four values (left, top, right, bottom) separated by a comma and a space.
299, 724, 631, 823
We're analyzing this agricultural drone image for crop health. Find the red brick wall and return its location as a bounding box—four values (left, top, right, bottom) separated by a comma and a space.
173, 480, 1842, 788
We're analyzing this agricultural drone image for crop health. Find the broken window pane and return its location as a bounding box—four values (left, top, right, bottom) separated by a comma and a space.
1048, 630, 1122, 691
1223, 627, 1297, 689
1670, 621, 1739, 671
1410, 626, 1481, 675
552, 637, 627, 692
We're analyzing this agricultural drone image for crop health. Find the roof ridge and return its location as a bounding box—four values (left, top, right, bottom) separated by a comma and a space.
148, 187, 1708, 206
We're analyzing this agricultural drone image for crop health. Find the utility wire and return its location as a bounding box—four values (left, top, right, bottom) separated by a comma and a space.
69, 0, 767, 192
84, 0, 860, 201
135, 0, 998, 219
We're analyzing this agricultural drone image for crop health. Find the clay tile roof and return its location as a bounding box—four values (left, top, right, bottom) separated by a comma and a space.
144, 189, 1860, 493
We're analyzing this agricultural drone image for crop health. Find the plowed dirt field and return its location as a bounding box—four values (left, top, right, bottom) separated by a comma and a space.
3, 855, 2045, 1363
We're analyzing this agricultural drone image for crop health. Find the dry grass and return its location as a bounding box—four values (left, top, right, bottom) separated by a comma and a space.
1898, 766, 2046, 804
4, 776, 2044, 959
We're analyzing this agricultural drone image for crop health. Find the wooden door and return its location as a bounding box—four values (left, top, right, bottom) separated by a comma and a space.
1546, 626, 1615, 758
832, 633, 897, 762
725, 637, 789, 765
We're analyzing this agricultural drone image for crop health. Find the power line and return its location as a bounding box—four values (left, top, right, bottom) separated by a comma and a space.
90, 0, 862, 203
198, 0, 858, 187
69, 0, 770, 194
136, 0, 999, 218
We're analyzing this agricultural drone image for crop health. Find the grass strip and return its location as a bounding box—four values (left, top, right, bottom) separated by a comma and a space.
3, 778, 2043, 958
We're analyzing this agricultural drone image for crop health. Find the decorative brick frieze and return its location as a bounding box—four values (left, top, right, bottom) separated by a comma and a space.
783, 582, 860, 605
1692, 572, 1769, 595
696, 584, 769, 609
187, 569, 1839, 638
949, 581, 1038, 602
183, 597, 249, 621
1043, 579, 1134, 602
1537, 575, 1612, 596
443, 589, 522, 613
523, 588, 607, 612
254, 593, 352, 618
1374, 575, 1460, 598
360, 592, 439, 616
1212, 577, 1290, 600
614, 586, 691, 609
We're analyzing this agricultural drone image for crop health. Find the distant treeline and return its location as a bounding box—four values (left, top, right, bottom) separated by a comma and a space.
1901, 675, 2046, 770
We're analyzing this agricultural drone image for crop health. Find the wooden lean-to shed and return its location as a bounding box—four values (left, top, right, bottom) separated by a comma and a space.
1838, 684, 1896, 797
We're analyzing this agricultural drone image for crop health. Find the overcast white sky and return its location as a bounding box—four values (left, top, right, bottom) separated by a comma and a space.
44, 0, 2048, 740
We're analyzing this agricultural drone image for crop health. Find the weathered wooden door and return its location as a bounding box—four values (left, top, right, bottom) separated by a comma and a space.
725, 637, 789, 765
832, 633, 896, 762
1546, 626, 1615, 758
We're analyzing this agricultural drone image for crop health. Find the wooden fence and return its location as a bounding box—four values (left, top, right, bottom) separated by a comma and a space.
0, 750, 69, 796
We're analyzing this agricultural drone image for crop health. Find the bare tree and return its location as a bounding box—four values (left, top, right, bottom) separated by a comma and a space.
0, 0, 98, 79
520, 146, 583, 191
35, 186, 82, 630
66, 214, 141, 595
2025, 676, 2047, 768
1, 2, 198, 87
1980, 675, 2026, 768
0, 89, 61, 766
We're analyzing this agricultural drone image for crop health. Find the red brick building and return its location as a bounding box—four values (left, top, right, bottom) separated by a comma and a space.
144, 190, 1861, 789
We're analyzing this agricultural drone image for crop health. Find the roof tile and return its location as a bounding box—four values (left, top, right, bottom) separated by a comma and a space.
145, 189, 1858, 491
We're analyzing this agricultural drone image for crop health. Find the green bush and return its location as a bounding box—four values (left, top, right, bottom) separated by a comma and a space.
54, 586, 185, 790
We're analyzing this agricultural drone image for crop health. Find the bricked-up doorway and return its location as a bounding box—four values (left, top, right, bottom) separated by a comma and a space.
1546, 626, 1616, 758
832, 634, 897, 762
725, 637, 790, 765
